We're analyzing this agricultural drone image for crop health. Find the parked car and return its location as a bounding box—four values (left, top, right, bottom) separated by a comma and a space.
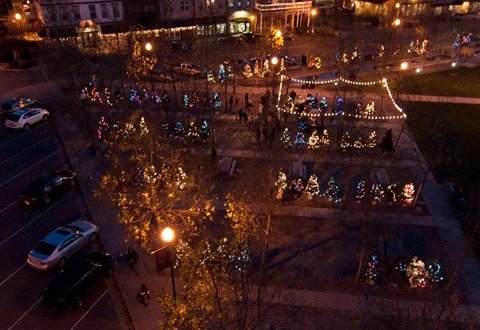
43, 251, 114, 310
21, 171, 76, 206
173, 62, 203, 77
1, 96, 37, 113
5, 108, 49, 130
147, 69, 173, 82
27, 220, 99, 271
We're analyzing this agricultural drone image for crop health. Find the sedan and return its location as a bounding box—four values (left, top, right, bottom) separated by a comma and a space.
1, 96, 37, 113
5, 108, 49, 130
43, 251, 114, 310
21, 171, 76, 206
27, 220, 99, 271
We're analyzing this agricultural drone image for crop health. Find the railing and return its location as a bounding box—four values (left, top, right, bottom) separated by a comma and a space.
255, 1, 312, 12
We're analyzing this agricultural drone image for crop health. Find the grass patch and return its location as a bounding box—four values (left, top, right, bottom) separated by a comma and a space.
394, 67, 480, 98
404, 101, 480, 190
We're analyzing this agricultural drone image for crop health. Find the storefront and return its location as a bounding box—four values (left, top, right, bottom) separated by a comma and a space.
228, 10, 253, 34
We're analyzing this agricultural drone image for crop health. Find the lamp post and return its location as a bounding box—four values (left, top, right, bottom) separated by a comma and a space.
270, 56, 279, 98
160, 227, 177, 300
310, 8, 317, 33
145, 42, 153, 52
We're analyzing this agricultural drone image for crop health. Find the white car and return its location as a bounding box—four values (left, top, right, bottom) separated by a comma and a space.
27, 220, 99, 271
5, 108, 50, 130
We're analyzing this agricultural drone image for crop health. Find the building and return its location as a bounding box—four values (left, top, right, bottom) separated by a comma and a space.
32, 0, 124, 37
253, 0, 313, 34
0, 0, 13, 17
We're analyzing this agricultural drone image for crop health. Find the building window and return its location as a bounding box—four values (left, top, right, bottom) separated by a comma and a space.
228, 0, 234, 7
59, 6, 70, 21
89, 4, 97, 19
238, 1, 241, 6
72, 6, 80, 20
101, 3, 109, 18
47, 7, 57, 23
112, 3, 120, 18
180, 0, 189, 11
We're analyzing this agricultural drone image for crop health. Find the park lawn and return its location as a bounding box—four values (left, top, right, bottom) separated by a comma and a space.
403, 101, 480, 190
395, 67, 480, 98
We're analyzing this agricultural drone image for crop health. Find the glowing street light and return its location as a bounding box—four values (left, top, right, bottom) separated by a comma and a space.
161, 227, 175, 243
14, 13, 22, 21
249, 15, 255, 22
400, 61, 409, 70
145, 42, 153, 52
451, 62, 457, 67
395, 2, 401, 9
274, 30, 282, 39
393, 18, 401, 27
311, 8, 318, 17
271, 56, 279, 66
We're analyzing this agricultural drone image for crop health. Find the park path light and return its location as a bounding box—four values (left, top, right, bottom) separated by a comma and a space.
393, 18, 401, 27
395, 2, 401, 9
311, 8, 318, 16
14, 13, 22, 21
161, 227, 175, 243
145, 42, 153, 52
400, 61, 409, 70
271, 56, 279, 66
274, 30, 282, 39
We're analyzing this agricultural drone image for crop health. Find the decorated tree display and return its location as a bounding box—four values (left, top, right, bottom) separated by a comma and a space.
243, 63, 253, 78
280, 128, 293, 148
308, 130, 321, 150
371, 183, 385, 204
126, 37, 157, 81
174, 121, 185, 140
406, 257, 427, 288
199, 119, 210, 140
289, 178, 305, 193
362, 100, 375, 117
305, 174, 320, 197
253, 60, 262, 77
294, 132, 306, 147
365, 255, 380, 285
355, 180, 367, 201
186, 122, 199, 139
213, 92, 221, 111
183, 94, 189, 109
176, 167, 188, 190
319, 97, 328, 111
385, 183, 398, 205
263, 59, 270, 74
218, 64, 226, 82
275, 171, 288, 200
367, 131, 377, 148
324, 177, 342, 204
97, 116, 109, 140
402, 183, 415, 205
319, 129, 330, 146
353, 137, 364, 149
340, 132, 352, 150
426, 261, 444, 285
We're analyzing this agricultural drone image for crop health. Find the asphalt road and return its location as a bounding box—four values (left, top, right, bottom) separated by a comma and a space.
0, 115, 121, 329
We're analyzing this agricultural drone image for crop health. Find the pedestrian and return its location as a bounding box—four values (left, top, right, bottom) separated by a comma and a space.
229, 94, 234, 112
244, 92, 249, 107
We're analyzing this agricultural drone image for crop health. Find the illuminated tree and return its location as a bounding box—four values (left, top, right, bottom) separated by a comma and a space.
126, 36, 157, 82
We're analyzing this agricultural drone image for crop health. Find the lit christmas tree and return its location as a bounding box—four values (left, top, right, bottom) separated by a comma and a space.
183, 94, 189, 109
213, 92, 221, 111
354, 136, 364, 149
97, 116, 109, 140
402, 183, 415, 205
275, 171, 288, 192
319, 97, 328, 111
355, 180, 367, 201
281, 128, 293, 148
426, 261, 444, 285
319, 129, 330, 146
294, 132, 306, 146
371, 183, 384, 204
129, 89, 140, 103
340, 132, 352, 150
104, 88, 113, 106
406, 256, 428, 288
263, 59, 270, 74
279, 58, 286, 73
253, 60, 262, 77
324, 177, 342, 204
176, 167, 188, 190
174, 121, 185, 140
283, 97, 295, 114
218, 64, 226, 82
243, 63, 253, 78
186, 121, 199, 139
305, 174, 320, 197
367, 131, 377, 148
298, 118, 308, 130
199, 119, 210, 140
308, 130, 321, 150
385, 183, 398, 205
364, 255, 380, 285
362, 100, 375, 117
289, 178, 305, 193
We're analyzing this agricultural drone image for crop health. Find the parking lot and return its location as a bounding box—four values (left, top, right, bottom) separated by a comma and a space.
0, 117, 120, 330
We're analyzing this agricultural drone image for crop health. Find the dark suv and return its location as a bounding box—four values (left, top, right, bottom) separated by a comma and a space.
43, 252, 114, 310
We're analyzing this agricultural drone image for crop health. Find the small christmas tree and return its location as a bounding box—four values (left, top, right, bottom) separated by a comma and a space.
294, 132, 306, 146
275, 172, 288, 192
354, 136, 364, 149
371, 183, 384, 204
426, 261, 444, 285
379, 129, 394, 151
340, 131, 352, 150
289, 178, 305, 193
406, 257, 427, 288
324, 177, 342, 204
97, 116, 109, 140
253, 60, 262, 77
367, 131, 377, 148
213, 92, 221, 111
365, 255, 380, 285
174, 121, 185, 140
183, 94, 189, 109
199, 119, 210, 140
280, 128, 293, 148
319, 129, 330, 146
186, 122, 199, 139
362, 100, 375, 117
243, 64, 253, 78
263, 59, 270, 74
218, 64, 226, 82
385, 183, 398, 205
308, 130, 321, 150
402, 183, 415, 205
355, 180, 367, 201
305, 174, 320, 197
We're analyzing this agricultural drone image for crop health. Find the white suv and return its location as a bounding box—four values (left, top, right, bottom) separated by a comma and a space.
5, 108, 50, 130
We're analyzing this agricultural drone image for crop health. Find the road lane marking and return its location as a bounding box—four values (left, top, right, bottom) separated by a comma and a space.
0, 150, 61, 190
0, 122, 48, 149
69, 289, 108, 330
0, 199, 18, 214
0, 134, 55, 166
0, 263, 27, 288
0, 190, 73, 248
8, 296, 43, 330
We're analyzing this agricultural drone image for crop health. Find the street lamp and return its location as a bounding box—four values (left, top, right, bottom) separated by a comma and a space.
393, 18, 401, 27
161, 227, 177, 300
395, 2, 400, 9
14, 13, 22, 21
400, 61, 409, 70
145, 42, 153, 52
311, 8, 318, 17
271, 56, 279, 99
274, 30, 282, 39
